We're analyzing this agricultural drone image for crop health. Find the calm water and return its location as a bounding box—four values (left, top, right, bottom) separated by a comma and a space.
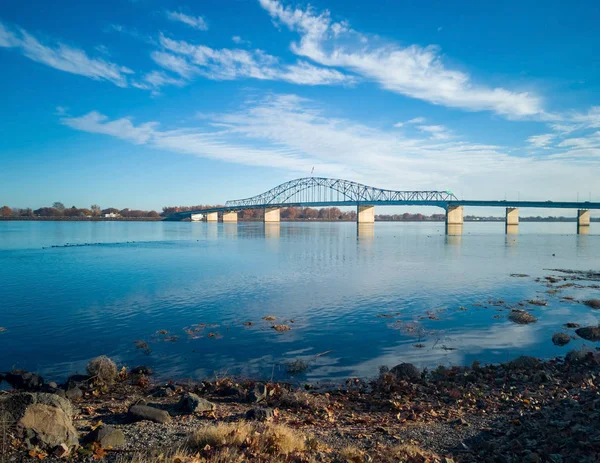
0, 221, 599, 383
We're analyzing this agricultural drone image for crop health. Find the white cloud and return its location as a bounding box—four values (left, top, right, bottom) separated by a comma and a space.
0, 21, 133, 87
527, 133, 554, 148
232, 36, 251, 46
132, 70, 186, 93
166, 11, 208, 31
60, 93, 599, 199
417, 124, 451, 140
154, 34, 353, 86
61, 111, 158, 144
258, 0, 542, 118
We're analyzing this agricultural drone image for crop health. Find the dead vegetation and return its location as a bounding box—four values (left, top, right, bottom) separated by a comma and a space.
86, 355, 118, 384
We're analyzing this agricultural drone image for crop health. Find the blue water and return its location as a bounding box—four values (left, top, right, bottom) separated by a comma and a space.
0, 221, 599, 383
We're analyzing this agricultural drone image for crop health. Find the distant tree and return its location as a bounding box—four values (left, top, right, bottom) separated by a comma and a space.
52, 202, 65, 211
78, 208, 92, 216
19, 208, 33, 217
91, 204, 101, 217
63, 207, 80, 217
147, 211, 160, 218
34, 207, 62, 217
1, 206, 11, 217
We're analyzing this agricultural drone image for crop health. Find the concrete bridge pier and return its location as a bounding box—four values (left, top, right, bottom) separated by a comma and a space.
578, 209, 590, 234
223, 211, 238, 222
505, 207, 519, 234
191, 213, 203, 222
357, 205, 375, 223
264, 207, 280, 223
445, 205, 463, 235
206, 212, 218, 222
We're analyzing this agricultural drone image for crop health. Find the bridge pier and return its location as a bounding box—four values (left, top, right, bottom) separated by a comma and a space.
264, 207, 280, 223
206, 212, 218, 222
223, 211, 238, 222
191, 213, 203, 222
505, 207, 519, 234
578, 209, 590, 234
357, 205, 375, 223
445, 205, 463, 235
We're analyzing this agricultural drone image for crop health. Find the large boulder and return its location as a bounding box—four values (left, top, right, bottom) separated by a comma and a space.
575, 326, 600, 341
390, 363, 421, 381
176, 392, 215, 414
3, 370, 44, 391
17, 404, 78, 450
1, 392, 73, 421
128, 404, 171, 424
1, 393, 77, 451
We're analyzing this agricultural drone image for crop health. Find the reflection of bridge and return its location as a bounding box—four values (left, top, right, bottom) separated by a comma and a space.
168, 177, 599, 234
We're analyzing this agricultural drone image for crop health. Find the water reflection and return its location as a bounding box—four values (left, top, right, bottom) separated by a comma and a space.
446, 224, 463, 236
505, 224, 519, 235
264, 223, 280, 239
357, 223, 374, 240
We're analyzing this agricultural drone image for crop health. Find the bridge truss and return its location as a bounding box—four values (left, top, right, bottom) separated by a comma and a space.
225, 177, 458, 208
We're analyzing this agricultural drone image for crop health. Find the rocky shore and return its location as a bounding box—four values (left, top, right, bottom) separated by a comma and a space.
1, 349, 599, 463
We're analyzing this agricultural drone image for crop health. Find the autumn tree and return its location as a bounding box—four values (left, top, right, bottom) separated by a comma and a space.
91, 204, 101, 217
52, 202, 65, 211
1, 206, 11, 217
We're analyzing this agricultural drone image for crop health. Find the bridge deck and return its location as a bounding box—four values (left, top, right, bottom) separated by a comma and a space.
169, 200, 600, 219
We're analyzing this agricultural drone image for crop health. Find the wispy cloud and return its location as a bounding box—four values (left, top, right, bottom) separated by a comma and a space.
0, 20, 133, 87
60, 93, 598, 199
153, 33, 354, 86
166, 11, 208, 31
527, 133, 554, 148
258, 0, 542, 118
232, 36, 251, 46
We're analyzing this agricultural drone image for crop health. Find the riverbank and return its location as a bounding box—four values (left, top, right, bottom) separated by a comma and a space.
1, 350, 599, 463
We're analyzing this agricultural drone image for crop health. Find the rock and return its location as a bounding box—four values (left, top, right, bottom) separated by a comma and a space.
153, 384, 177, 397
54, 443, 70, 457
552, 333, 571, 346
508, 310, 538, 324
130, 366, 153, 376
128, 404, 171, 424
3, 370, 44, 391
509, 356, 540, 369
564, 323, 580, 329
83, 424, 125, 448
1, 392, 73, 421
176, 392, 215, 414
64, 374, 91, 390
65, 386, 83, 401
248, 383, 268, 403
17, 404, 78, 450
566, 347, 594, 363
575, 326, 600, 341
271, 324, 291, 332
583, 299, 600, 309
390, 363, 421, 381
245, 407, 274, 421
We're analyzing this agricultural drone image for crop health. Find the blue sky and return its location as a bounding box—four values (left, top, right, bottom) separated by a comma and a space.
1, 0, 599, 212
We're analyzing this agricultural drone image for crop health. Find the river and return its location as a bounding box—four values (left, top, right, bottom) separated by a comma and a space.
0, 220, 598, 383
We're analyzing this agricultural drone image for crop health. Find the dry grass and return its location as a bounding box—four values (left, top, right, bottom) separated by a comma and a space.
339, 446, 365, 462
188, 421, 306, 457
86, 355, 118, 384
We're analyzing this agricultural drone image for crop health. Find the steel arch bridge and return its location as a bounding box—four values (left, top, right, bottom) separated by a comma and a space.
226, 177, 457, 208
167, 177, 459, 220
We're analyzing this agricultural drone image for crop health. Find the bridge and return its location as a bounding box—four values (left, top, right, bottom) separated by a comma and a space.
168, 177, 599, 234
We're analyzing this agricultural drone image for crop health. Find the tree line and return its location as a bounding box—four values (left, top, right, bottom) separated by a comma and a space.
0, 202, 161, 219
